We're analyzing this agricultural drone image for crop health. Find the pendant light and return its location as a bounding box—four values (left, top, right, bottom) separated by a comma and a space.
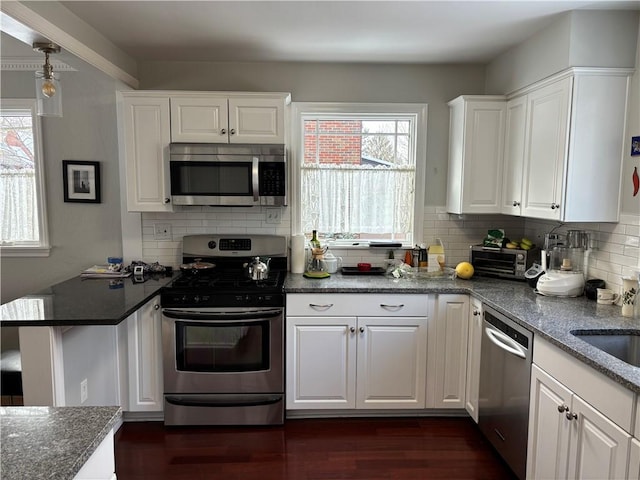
33, 42, 62, 117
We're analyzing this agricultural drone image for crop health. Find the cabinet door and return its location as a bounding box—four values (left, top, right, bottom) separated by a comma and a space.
120, 95, 172, 212
228, 97, 285, 144
356, 316, 428, 409
521, 77, 571, 220
286, 316, 356, 409
464, 297, 482, 422
501, 96, 527, 215
127, 296, 163, 412
568, 394, 631, 480
527, 365, 572, 480
428, 295, 469, 409
628, 438, 640, 480
447, 97, 506, 214
170, 96, 228, 143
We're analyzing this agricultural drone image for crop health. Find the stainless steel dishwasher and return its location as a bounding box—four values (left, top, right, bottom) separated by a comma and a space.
478, 305, 533, 480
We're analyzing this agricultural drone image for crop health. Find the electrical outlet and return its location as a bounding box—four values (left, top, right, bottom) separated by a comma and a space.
265, 208, 281, 224
80, 378, 88, 404
154, 223, 172, 240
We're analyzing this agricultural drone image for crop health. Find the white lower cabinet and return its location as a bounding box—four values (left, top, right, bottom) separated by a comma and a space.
427, 294, 469, 409
629, 439, 640, 480
528, 362, 632, 479
286, 294, 428, 410
126, 295, 163, 412
464, 297, 482, 422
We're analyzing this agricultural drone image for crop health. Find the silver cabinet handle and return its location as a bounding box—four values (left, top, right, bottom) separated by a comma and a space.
309, 303, 334, 309
557, 404, 569, 413
380, 304, 404, 309
359, 326, 365, 333
221, 128, 227, 135
512, 200, 521, 207
349, 326, 356, 333
252, 156, 259, 202
473, 310, 481, 316
164, 198, 171, 204
154, 304, 160, 310
230, 128, 236, 135
551, 203, 560, 210
566, 412, 578, 421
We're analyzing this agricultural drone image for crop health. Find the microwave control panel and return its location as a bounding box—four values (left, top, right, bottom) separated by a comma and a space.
259, 163, 286, 196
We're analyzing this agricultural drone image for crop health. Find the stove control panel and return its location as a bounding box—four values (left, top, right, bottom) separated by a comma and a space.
161, 292, 284, 308
219, 238, 252, 251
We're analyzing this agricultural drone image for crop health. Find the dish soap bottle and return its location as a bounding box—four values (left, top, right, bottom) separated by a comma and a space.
428, 238, 445, 273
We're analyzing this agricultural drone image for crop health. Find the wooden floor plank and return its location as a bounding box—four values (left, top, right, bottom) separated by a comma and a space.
115, 417, 518, 480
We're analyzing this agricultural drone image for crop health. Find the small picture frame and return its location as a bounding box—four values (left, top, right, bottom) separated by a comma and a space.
632, 136, 640, 157
63, 160, 101, 203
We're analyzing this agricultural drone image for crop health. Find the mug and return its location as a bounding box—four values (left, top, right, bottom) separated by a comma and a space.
597, 288, 619, 305
324, 256, 342, 274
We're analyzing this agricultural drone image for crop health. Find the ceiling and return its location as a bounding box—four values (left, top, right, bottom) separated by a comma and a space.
4, 0, 637, 65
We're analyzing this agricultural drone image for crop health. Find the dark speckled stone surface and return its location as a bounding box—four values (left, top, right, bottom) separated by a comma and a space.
0, 406, 121, 480
285, 273, 640, 393
0, 274, 174, 326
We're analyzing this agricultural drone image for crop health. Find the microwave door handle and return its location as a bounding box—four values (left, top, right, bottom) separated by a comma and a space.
252, 156, 259, 202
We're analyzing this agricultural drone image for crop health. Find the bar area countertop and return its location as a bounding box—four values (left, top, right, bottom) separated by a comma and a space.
0, 406, 121, 480
0, 274, 174, 327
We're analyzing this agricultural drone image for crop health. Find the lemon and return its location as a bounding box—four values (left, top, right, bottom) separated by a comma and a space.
455, 261, 474, 279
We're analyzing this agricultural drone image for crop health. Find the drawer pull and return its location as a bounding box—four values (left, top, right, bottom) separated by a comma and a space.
380, 304, 404, 309
309, 303, 334, 309
349, 327, 356, 333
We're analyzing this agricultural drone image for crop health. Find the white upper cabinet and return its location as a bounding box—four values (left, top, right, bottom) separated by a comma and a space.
500, 96, 527, 215
446, 96, 506, 214
170, 94, 289, 144
118, 93, 173, 212
517, 68, 632, 222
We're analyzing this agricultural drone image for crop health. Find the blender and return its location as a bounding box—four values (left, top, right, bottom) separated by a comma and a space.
537, 230, 589, 297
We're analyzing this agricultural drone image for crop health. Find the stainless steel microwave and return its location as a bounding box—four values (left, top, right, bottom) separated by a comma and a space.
470, 245, 540, 280
169, 143, 286, 206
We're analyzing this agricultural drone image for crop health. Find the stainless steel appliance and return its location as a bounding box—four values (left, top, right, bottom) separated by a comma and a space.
470, 245, 540, 280
169, 143, 286, 206
478, 305, 533, 480
161, 234, 287, 426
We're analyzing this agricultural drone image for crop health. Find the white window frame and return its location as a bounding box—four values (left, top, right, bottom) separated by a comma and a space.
0, 99, 50, 257
290, 102, 427, 248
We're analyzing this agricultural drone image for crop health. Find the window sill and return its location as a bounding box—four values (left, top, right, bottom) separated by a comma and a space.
1, 245, 51, 257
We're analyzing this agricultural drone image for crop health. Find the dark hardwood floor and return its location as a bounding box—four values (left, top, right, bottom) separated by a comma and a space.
115, 417, 518, 480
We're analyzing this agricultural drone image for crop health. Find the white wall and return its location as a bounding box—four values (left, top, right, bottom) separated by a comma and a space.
0, 67, 125, 303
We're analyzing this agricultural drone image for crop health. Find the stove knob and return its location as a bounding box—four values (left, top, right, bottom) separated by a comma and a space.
194, 295, 201, 303
208, 241, 217, 249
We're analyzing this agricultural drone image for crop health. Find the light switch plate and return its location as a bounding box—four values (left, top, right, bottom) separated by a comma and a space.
265, 208, 281, 224
154, 223, 172, 240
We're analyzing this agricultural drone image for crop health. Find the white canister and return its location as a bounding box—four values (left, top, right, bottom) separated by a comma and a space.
290, 235, 306, 274
323, 255, 342, 274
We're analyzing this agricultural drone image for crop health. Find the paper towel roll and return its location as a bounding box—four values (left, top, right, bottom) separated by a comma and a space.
291, 234, 306, 273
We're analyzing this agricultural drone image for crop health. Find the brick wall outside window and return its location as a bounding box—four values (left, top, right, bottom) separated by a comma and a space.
304, 120, 362, 165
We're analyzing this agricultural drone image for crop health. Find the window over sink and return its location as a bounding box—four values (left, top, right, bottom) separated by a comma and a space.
0, 99, 50, 256
291, 103, 426, 247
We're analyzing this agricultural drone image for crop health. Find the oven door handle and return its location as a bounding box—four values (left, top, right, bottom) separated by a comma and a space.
485, 325, 527, 359
162, 308, 282, 321
165, 394, 283, 408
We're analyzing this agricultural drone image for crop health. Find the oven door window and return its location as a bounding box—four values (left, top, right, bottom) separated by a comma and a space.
170, 161, 252, 196
175, 320, 269, 372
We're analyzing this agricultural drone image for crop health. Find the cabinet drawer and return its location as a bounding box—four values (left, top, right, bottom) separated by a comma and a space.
286, 294, 428, 317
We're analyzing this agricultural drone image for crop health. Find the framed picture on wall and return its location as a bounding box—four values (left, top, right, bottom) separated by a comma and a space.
63, 160, 101, 203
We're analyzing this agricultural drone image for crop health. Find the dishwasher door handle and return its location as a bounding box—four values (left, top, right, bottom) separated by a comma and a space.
485, 326, 527, 359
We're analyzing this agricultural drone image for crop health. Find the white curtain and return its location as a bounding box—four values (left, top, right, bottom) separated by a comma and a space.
301, 164, 414, 237
0, 170, 39, 242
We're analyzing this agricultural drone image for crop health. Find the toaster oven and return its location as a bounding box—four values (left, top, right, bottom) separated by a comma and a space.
470, 245, 540, 280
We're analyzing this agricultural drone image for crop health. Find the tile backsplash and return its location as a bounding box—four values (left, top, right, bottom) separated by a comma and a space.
140, 206, 639, 295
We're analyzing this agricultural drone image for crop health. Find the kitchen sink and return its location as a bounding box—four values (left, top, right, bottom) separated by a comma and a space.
571, 330, 640, 367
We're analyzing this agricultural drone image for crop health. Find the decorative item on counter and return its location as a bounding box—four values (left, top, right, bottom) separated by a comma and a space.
621, 276, 638, 318
427, 238, 445, 273
454, 261, 474, 280
584, 279, 606, 300
126, 261, 170, 274
107, 256, 123, 272
404, 250, 413, 266
482, 229, 504, 249
304, 232, 330, 278
632, 166, 639, 197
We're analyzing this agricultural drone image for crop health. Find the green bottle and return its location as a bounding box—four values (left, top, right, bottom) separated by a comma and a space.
310, 230, 321, 249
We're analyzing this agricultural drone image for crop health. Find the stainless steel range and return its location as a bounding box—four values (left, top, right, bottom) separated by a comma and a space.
161, 234, 287, 426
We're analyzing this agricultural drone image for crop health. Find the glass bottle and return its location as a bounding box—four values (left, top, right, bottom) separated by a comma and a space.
310, 230, 321, 249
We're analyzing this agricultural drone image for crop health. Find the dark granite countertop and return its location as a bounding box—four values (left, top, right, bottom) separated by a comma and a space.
0, 274, 174, 326
284, 272, 640, 393
0, 406, 121, 480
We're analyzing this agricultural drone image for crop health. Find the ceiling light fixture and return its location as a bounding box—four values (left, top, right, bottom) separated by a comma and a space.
33, 42, 63, 117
